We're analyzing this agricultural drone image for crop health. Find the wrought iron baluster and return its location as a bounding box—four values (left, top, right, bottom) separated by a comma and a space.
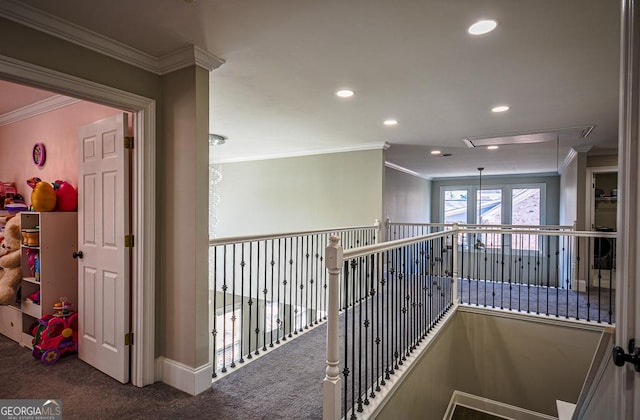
212, 246, 219, 376
314, 234, 320, 325
304, 235, 310, 329
555, 236, 560, 318
262, 240, 268, 352
350, 259, 359, 417
239, 244, 246, 363
322, 233, 327, 321
253, 242, 260, 356
229, 246, 238, 368
597, 236, 602, 323
276, 239, 282, 345
342, 260, 351, 420
609, 238, 615, 324
375, 252, 383, 390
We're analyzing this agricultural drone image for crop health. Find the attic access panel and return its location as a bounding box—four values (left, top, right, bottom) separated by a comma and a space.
463, 125, 595, 148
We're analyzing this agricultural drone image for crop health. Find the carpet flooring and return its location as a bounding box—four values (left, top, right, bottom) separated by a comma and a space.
0, 323, 327, 420
0, 279, 613, 419
458, 279, 615, 324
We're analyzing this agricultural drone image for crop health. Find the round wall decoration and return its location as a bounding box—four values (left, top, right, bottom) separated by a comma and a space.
33, 143, 46, 167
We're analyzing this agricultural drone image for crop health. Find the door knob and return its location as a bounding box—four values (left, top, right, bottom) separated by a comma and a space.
612, 339, 640, 372
72, 251, 83, 259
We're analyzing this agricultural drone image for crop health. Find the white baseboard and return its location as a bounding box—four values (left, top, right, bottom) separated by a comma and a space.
444, 391, 558, 420
155, 356, 212, 395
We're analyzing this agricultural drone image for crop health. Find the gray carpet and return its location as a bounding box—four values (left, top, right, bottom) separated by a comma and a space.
0, 278, 611, 419
0, 324, 327, 420
458, 279, 615, 324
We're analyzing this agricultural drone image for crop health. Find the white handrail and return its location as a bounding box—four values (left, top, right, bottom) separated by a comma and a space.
209, 222, 379, 246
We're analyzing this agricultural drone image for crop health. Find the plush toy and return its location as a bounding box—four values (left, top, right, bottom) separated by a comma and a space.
53, 180, 78, 211
0, 215, 22, 305
27, 177, 56, 212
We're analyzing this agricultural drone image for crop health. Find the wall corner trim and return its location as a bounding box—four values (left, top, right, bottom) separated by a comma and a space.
0, 94, 80, 127
158, 45, 225, 74
0, 0, 224, 75
385, 161, 430, 180
155, 356, 212, 396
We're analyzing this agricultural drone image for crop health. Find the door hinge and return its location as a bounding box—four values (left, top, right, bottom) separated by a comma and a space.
125, 332, 134, 346
125, 235, 134, 247
124, 136, 134, 149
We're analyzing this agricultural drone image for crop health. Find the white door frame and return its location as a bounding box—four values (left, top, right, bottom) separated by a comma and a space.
618, 0, 639, 417
0, 54, 156, 387
585, 166, 618, 231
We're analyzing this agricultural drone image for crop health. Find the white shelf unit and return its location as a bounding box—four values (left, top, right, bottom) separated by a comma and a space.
18, 211, 78, 348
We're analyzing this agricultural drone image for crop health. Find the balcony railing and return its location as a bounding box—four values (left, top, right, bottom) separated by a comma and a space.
323, 230, 456, 420
209, 222, 380, 378
208, 221, 617, 419
323, 223, 617, 419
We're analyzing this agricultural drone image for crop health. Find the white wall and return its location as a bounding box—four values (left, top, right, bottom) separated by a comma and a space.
383, 166, 431, 223
214, 149, 384, 237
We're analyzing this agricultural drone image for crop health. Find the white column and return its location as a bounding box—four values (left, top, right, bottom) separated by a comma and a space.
323, 236, 344, 420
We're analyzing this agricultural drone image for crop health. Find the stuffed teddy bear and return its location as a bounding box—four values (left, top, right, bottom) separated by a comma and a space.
0, 215, 22, 305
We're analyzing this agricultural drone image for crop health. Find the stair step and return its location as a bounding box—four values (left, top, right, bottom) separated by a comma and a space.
556, 400, 576, 420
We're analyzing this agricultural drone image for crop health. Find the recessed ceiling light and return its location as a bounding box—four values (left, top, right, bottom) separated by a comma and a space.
431, 150, 441, 155
384, 119, 398, 126
491, 105, 510, 113
487, 145, 499, 150
468, 19, 498, 35
336, 89, 355, 98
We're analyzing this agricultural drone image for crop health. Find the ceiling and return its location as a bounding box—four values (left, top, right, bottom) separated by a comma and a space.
3, 0, 621, 178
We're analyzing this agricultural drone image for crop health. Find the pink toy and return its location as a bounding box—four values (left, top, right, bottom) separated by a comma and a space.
32, 299, 78, 365
52, 180, 78, 211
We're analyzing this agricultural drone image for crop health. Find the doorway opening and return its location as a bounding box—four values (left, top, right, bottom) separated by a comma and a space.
0, 55, 156, 387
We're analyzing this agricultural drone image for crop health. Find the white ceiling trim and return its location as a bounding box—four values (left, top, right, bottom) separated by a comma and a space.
158, 46, 224, 74
212, 142, 388, 164
0, 0, 224, 74
0, 94, 80, 127
385, 161, 430, 180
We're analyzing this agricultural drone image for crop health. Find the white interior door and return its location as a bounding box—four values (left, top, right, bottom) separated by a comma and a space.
77, 113, 130, 383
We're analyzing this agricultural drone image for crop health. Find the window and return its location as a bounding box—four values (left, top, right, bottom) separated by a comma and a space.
511, 188, 541, 250
440, 183, 546, 251
444, 190, 468, 223
477, 189, 502, 248
511, 188, 541, 225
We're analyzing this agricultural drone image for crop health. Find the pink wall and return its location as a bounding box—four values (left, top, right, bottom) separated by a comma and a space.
0, 101, 124, 204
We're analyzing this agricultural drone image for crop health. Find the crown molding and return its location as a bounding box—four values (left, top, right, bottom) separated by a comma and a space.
158, 45, 224, 74
385, 161, 430, 180
0, 94, 80, 127
212, 142, 388, 164
0, 0, 224, 75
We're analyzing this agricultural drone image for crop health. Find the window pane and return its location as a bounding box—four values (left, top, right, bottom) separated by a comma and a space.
444, 189, 468, 223
477, 189, 502, 248
512, 188, 541, 250
477, 189, 502, 225
511, 188, 540, 225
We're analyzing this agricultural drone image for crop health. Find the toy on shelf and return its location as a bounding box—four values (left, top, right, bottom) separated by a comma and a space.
27, 177, 56, 212
53, 180, 78, 212
31, 297, 78, 365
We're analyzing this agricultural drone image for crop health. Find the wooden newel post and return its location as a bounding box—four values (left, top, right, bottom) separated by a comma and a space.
323, 235, 343, 420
